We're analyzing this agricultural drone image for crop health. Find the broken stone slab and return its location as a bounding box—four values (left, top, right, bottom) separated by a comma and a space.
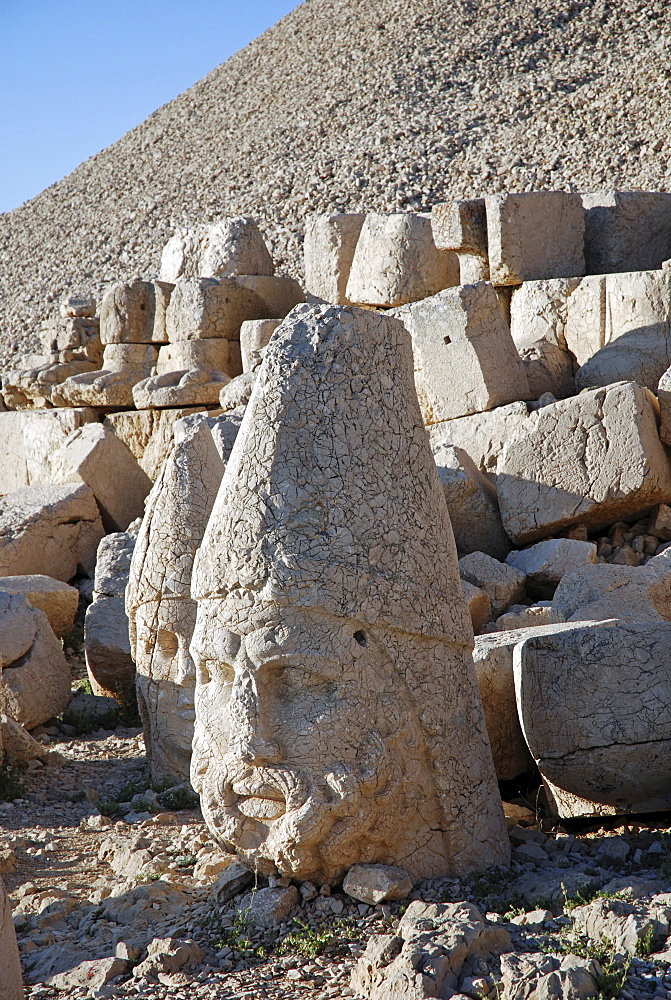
427, 401, 529, 480
237, 886, 298, 928
433, 443, 510, 560
582, 190, 671, 274
473, 620, 610, 783
459, 551, 526, 613
551, 554, 671, 623
104, 406, 212, 481
575, 269, 671, 392
350, 900, 511, 1000
100, 280, 173, 344
431, 198, 489, 282
343, 864, 413, 904
648, 503, 671, 540
0, 875, 23, 1000
166, 275, 304, 342
505, 539, 598, 599
496, 382, 671, 544
0, 482, 103, 580
47, 956, 128, 990
132, 937, 203, 979
0, 407, 98, 494
485, 191, 585, 285
1, 712, 45, 763
303, 212, 366, 304
394, 282, 530, 424
219, 371, 256, 411
345, 212, 459, 307
514, 621, 671, 817
60, 293, 96, 318
86, 529, 137, 702
461, 580, 491, 633
572, 896, 671, 957
50, 422, 152, 532
0, 575, 78, 638
240, 319, 280, 373
508, 280, 577, 398
494, 604, 564, 631
160, 217, 274, 283
0, 593, 72, 729
51, 342, 159, 409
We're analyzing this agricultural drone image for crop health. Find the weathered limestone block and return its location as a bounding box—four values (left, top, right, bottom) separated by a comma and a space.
509, 279, 578, 399
85, 529, 138, 701
495, 604, 563, 630
0, 575, 78, 638
219, 372, 257, 412
343, 865, 413, 904
127, 416, 225, 784
191, 302, 508, 884
351, 900, 510, 1000
515, 621, 671, 816
431, 198, 489, 282
346, 213, 459, 307
505, 539, 598, 598
100, 280, 172, 344
0, 408, 97, 494
104, 407, 211, 480
155, 338, 230, 375
582, 190, 671, 274
576, 270, 671, 392
0, 483, 103, 580
461, 581, 491, 633
40, 312, 101, 365
497, 382, 671, 544
552, 553, 671, 623
50, 423, 152, 532
0, 593, 71, 729
395, 283, 529, 424
0, 875, 23, 1000
52, 342, 158, 409
433, 444, 510, 560
485, 192, 585, 286
132, 370, 230, 409
304, 213, 366, 303
1, 712, 46, 764
2, 358, 97, 410
427, 401, 529, 480
60, 294, 96, 318
459, 551, 526, 613
166, 276, 304, 342
160, 217, 274, 283
240, 319, 280, 373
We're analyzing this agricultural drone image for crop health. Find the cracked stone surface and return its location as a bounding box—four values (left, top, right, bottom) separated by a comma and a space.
0, 875, 22, 1000
190, 302, 508, 885
0, 408, 98, 494
160, 217, 275, 283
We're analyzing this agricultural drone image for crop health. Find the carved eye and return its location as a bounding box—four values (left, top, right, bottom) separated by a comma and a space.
196, 659, 212, 686
156, 629, 178, 658
353, 630, 367, 647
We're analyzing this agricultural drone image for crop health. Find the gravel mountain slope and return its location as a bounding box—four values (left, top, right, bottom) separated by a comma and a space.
1, 0, 670, 366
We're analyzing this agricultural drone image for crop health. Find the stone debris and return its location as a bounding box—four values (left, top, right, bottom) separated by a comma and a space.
0, 875, 22, 1000
459, 551, 526, 614
433, 443, 511, 560
0, 574, 78, 638
552, 551, 671, 623
343, 865, 413, 905
505, 538, 598, 599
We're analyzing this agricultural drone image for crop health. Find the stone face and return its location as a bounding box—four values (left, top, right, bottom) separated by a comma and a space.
240, 319, 280, 373
0, 482, 103, 581
0, 575, 78, 638
0, 408, 98, 495
459, 551, 526, 613
575, 270, 671, 392
343, 864, 413, 904
50, 423, 152, 533
515, 621, 671, 816
85, 530, 137, 701
346, 213, 459, 307
304, 213, 366, 303
104, 407, 210, 481
99, 280, 172, 344
431, 198, 489, 282
395, 282, 529, 425
427, 401, 529, 479
433, 443, 510, 559
505, 539, 598, 598
127, 415, 225, 784
485, 192, 585, 285
582, 190, 671, 274
166, 276, 304, 342
0, 875, 23, 1000
497, 382, 671, 544
552, 554, 671, 623
191, 303, 508, 884
0, 593, 71, 729
160, 217, 274, 283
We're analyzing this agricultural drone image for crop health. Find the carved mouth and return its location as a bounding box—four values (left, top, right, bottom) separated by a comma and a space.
236, 795, 286, 820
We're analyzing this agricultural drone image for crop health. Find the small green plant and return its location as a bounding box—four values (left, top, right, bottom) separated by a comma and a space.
98, 799, 120, 817
635, 923, 656, 958
550, 927, 630, 1000
72, 677, 93, 695
278, 919, 340, 958
158, 783, 199, 811
562, 881, 628, 913
0, 761, 24, 802
175, 854, 198, 868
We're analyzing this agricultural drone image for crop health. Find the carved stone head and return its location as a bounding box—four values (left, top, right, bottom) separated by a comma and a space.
191, 304, 509, 883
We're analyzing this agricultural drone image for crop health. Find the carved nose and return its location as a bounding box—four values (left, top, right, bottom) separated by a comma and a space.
228, 667, 281, 764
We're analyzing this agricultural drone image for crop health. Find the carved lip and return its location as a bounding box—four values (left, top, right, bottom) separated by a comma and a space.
236, 795, 286, 821
231, 778, 285, 800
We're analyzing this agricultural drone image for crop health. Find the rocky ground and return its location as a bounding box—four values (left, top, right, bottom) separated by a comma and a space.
2, 0, 671, 366
4, 707, 671, 1000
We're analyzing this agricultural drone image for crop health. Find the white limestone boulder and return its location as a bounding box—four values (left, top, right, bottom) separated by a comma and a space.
0, 575, 78, 638
497, 382, 671, 544
552, 552, 671, 623
505, 538, 598, 598
346, 213, 459, 307
431, 198, 489, 282
433, 444, 510, 560
459, 551, 526, 614
304, 213, 365, 303
0, 483, 103, 581
395, 282, 529, 425
104, 407, 210, 481
100, 280, 172, 344
427, 401, 529, 480
240, 319, 280, 373
0, 408, 98, 495
514, 621, 671, 817
461, 580, 491, 633
85, 529, 137, 702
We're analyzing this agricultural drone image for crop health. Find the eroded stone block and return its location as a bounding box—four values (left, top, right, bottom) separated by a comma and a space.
505, 538, 598, 598
85, 530, 138, 702
304, 213, 365, 303
104, 407, 211, 481
166, 276, 303, 342
160, 217, 274, 283
552, 552, 671, 623
431, 198, 489, 282
459, 551, 526, 614
0, 408, 98, 494
240, 319, 280, 373
0, 575, 78, 638
582, 190, 671, 274
100, 280, 173, 344
0, 875, 22, 1000
427, 401, 529, 479
433, 444, 510, 560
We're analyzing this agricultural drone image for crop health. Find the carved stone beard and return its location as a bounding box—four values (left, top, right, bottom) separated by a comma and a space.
195, 722, 425, 882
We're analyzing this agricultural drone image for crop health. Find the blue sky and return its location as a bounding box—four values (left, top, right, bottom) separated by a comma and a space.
0, 1, 299, 214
